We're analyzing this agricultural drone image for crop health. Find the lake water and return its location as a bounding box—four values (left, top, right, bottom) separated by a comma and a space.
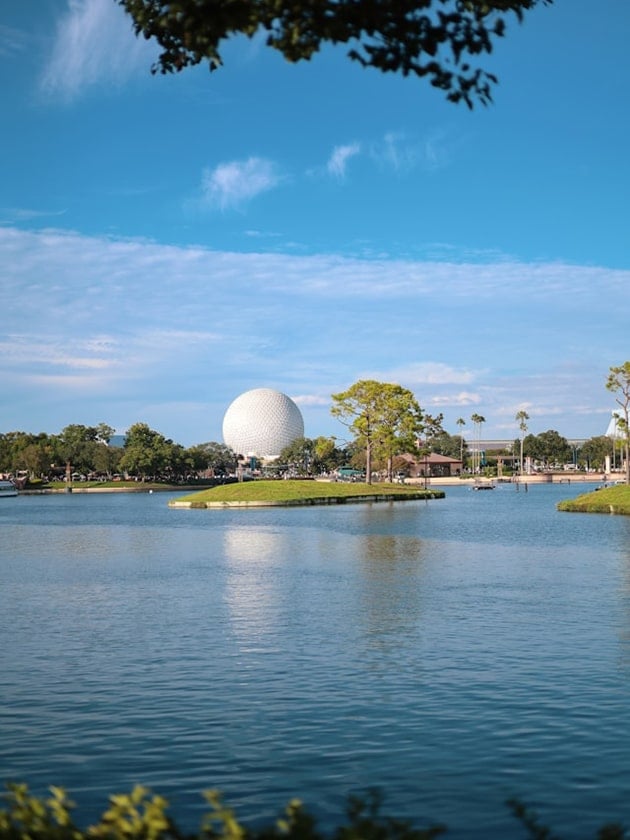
2, 483, 630, 837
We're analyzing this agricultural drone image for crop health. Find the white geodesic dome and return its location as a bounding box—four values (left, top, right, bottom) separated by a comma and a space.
222, 388, 304, 460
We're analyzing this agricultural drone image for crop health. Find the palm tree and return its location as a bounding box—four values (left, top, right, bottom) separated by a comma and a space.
470, 413, 485, 473
456, 417, 466, 465
515, 410, 530, 475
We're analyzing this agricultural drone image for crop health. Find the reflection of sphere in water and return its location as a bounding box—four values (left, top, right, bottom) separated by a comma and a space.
222, 388, 304, 459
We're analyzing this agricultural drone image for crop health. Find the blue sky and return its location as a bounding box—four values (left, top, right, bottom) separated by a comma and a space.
1, 0, 629, 447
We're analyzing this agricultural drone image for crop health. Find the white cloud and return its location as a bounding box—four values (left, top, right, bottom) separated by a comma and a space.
0, 226, 628, 443
201, 158, 281, 210
368, 130, 451, 174
292, 394, 331, 407
0, 333, 121, 370
429, 392, 482, 407
378, 362, 480, 386
327, 143, 361, 178
40, 0, 155, 101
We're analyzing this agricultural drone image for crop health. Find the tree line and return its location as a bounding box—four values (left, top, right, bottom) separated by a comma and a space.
3, 363, 629, 483
0, 423, 237, 484
0, 418, 621, 485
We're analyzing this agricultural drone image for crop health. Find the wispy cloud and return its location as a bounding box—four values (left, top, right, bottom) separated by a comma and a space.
201, 158, 281, 210
429, 392, 482, 407
0, 207, 67, 224
318, 131, 449, 180
293, 394, 331, 407
379, 132, 416, 172
368, 130, 452, 174
40, 0, 155, 101
382, 362, 480, 386
327, 143, 361, 179
0, 24, 28, 58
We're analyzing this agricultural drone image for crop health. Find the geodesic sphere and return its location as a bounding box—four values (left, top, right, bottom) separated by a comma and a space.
222, 388, 304, 459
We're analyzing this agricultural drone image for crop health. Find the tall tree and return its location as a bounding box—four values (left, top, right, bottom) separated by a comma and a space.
606, 362, 630, 484
120, 0, 551, 108
515, 409, 530, 474
119, 422, 175, 479
331, 380, 386, 484
470, 413, 485, 473
378, 389, 441, 482
331, 380, 431, 484
456, 417, 466, 463
57, 425, 100, 477
186, 441, 237, 475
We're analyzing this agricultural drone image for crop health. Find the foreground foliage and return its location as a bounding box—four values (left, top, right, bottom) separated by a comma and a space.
1, 783, 627, 840
557, 484, 630, 515
172, 479, 443, 506
119, 0, 551, 108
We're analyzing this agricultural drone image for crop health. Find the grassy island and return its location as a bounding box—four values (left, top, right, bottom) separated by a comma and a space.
557, 483, 630, 515
169, 479, 444, 508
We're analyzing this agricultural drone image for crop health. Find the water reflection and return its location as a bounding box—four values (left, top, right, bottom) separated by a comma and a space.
358, 533, 427, 650
222, 527, 286, 644
615, 518, 630, 670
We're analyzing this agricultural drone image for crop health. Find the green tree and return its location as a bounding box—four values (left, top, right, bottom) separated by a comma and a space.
1, 432, 56, 478
426, 429, 466, 460
277, 437, 315, 474
119, 0, 551, 108
186, 441, 237, 475
119, 423, 176, 479
579, 436, 612, 473
606, 362, 630, 484
92, 441, 123, 478
95, 423, 116, 445
18, 441, 52, 478
376, 387, 438, 482
331, 380, 432, 484
523, 429, 571, 467
56, 425, 101, 477
515, 409, 529, 474
331, 381, 382, 483
312, 435, 345, 474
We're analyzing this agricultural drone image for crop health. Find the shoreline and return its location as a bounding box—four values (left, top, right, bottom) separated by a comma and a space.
14, 472, 623, 496
170, 490, 444, 509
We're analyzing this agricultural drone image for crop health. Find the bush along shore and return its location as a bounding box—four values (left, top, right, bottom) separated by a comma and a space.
169, 479, 444, 508
0, 783, 627, 840
557, 484, 630, 515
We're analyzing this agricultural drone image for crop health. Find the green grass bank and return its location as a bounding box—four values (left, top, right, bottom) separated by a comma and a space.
557, 484, 630, 515
169, 479, 444, 508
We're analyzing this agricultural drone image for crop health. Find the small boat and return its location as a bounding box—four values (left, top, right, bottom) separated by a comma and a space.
472, 479, 495, 491
0, 479, 18, 497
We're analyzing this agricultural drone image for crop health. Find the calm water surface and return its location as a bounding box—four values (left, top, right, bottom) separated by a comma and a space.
2, 483, 630, 837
